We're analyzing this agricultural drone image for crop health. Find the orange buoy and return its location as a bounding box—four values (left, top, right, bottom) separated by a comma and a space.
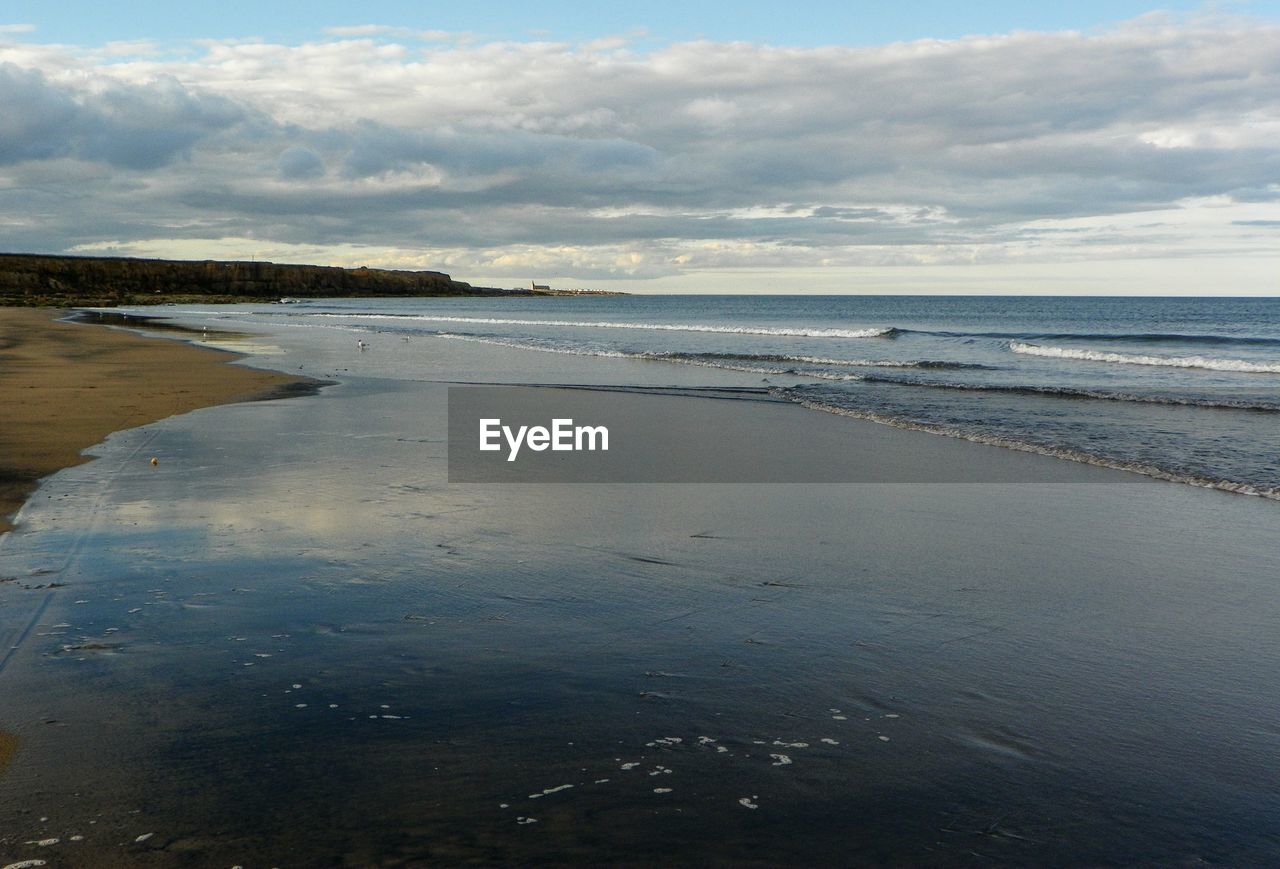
150, 457, 159, 466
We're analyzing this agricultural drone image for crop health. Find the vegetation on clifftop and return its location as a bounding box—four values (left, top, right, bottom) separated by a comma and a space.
0, 253, 499, 306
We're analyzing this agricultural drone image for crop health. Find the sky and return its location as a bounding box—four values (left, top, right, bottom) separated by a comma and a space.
1, 2, 1278, 294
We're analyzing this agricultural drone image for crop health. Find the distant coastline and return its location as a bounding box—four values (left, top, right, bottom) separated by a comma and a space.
0, 252, 626, 307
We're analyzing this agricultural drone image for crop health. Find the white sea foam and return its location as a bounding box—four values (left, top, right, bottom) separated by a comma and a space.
1010, 342, 1280, 374
312, 312, 895, 339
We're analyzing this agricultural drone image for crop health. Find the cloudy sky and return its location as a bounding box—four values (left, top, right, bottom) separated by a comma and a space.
1, 2, 1278, 293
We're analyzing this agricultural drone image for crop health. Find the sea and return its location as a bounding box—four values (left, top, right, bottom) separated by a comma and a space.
174, 294, 1280, 498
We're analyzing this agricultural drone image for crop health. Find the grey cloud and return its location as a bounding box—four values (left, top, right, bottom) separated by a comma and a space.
278, 146, 325, 179
1, 21, 1278, 274
0, 63, 81, 162
79, 75, 247, 169
0, 63, 250, 169
1227, 185, 1280, 203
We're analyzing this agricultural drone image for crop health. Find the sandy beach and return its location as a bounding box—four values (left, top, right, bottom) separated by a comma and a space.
0, 309, 310, 535
1, 308, 1278, 866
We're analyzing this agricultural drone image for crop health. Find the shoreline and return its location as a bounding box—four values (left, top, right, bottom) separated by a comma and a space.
0, 308, 319, 535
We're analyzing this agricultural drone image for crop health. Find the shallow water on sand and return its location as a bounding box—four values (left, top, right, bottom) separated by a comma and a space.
1, 326, 1280, 865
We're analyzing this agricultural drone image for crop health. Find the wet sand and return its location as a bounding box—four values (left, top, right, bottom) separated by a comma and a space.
0, 729, 15, 778
0, 309, 311, 534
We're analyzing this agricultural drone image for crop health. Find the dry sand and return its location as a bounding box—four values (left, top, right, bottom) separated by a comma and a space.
0, 308, 310, 534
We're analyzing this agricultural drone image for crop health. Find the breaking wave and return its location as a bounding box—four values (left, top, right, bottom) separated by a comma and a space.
855, 376, 1280, 412
1009, 342, 1280, 374
310, 312, 897, 339
907, 329, 1280, 347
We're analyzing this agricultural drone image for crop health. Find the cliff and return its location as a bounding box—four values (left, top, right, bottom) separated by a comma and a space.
0, 253, 491, 306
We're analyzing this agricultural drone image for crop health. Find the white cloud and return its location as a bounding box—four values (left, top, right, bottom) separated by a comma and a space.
1, 17, 1278, 292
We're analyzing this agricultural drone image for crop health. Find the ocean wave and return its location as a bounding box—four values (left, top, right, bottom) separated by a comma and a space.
907, 329, 1280, 347
431, 333, 987, 372
671, 353, 988, 370
435, 332, 630, 358
433, 333, 1276, 408
1009, 342, 1280, 373
430, 333, 1280, 408
432, 332, 868, 380
777, 390, 1280, 501
308, 312, 896, 339
855, 375, 1280, 411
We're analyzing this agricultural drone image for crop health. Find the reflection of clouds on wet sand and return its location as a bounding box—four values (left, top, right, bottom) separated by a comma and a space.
61, 385, 459, 559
